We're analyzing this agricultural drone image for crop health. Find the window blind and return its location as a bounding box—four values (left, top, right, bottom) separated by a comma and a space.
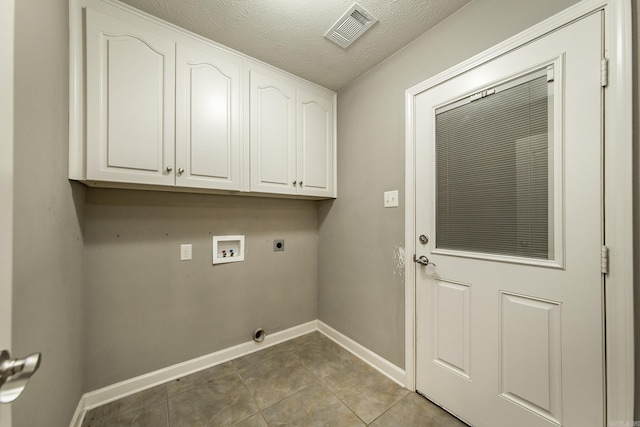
435, 72, 552, 260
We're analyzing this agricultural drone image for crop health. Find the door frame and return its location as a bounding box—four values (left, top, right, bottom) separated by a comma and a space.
0, 0, 15, 425
404, 0, 634, 424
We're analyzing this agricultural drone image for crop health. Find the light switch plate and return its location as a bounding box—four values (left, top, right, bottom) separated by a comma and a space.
180, 244, 192, 261
384, 190, 399, 208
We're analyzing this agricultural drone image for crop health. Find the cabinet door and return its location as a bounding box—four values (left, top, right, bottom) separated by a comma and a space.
297, 89, 334, 197
175, 43, 242, 190
85, 8, 175, 185
249, 68, 297, 195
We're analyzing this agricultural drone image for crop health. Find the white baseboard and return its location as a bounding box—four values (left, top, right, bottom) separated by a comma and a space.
70, 320, 317, 427
317, 321, 406, 387
70, 319, 405, 427
68, 395, 87, 427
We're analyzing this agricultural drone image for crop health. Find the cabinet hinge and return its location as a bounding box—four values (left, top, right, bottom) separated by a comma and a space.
600, 58, 609, 88
601, 246, 609, 274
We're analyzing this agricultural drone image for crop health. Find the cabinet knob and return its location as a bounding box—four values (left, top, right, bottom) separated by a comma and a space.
299, 181, 303, 186
178, 168, 185, 174
166, 166, 173, 172
293, 181, 297, 185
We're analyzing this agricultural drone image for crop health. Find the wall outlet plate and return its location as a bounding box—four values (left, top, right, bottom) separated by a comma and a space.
180, 244, 192, 260
273, 239, 285, 252
384, 190, 399, 208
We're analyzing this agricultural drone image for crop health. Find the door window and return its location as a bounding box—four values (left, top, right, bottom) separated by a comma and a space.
434, 66, 560, 263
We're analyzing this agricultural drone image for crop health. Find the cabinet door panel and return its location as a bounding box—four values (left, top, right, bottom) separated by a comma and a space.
297, 90, 334, 197
176, 44, 241, 190
85, 8, 175, 185
249, 69, 296, 194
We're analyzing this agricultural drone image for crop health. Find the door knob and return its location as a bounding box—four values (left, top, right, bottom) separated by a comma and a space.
0, 350, 41, 403
413, 254, 436, 267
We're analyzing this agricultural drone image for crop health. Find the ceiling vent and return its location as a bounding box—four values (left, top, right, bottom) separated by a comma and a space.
324, 3, 378, 49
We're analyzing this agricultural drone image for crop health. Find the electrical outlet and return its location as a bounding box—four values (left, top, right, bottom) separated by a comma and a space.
273, 239, 285, 252
384, 190, 399, 208
180, 244, 192, 260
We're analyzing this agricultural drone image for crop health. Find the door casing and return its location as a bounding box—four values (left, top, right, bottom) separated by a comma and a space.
404, 0, 634, 423
0, 0, 15, 425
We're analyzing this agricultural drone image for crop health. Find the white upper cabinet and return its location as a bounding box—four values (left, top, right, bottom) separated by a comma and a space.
297, 88, 334, 198
175, 43, 242, 191
249, 67, 297, 195
85, 8, 175, 185
249, 64, 336, 197
71, 0, 336, 198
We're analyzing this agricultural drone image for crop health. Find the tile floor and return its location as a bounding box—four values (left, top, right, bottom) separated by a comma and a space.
81, 332, 467, 426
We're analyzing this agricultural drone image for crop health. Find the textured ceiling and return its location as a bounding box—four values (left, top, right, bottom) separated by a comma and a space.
120, 0, 471, 92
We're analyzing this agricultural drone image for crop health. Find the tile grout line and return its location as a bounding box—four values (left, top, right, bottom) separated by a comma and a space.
164, 384, 170, 427
241, 333, 345, 424
320, 357, 411, 426
366, 392, 409, 426
245, 352, 324, 416
234, 361, 263, 424
326, 383, 369, 426
317, 367, 368, 426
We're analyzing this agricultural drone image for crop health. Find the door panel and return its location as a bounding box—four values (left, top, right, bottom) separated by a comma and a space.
434, 280, 470, 378
415, 12, 603, 427
297, 89, 334, 197
175, 43, 242, 190
249, 68, 296, 194
85, 8, 175, 185
500, 293, 562, 423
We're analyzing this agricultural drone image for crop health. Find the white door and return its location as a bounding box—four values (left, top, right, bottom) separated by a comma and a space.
249, 66, 297, 195
297, 88, 334, 198
415, 12, 604, 427
85, 8, 176, 186
175, 43, 242, 191
0, 0, 14, 424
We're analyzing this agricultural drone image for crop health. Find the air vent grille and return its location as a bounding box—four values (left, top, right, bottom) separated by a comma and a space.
324, 3, 378, 49
336, 19, 363, 40
350, 9, 370, 25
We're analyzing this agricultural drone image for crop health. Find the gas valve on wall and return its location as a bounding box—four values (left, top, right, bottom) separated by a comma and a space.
0, 350, 41, 403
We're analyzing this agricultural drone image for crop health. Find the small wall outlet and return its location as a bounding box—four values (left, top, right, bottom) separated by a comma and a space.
273, 239, 285, 252
180, 244, 192, 261
384, 190, 399, 208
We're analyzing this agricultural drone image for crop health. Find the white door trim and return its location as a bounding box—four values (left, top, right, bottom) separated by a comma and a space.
0, 0, 14, 425
404, 0, 634, 424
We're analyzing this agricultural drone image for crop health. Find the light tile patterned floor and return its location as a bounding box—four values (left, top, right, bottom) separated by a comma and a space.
82, 332, 467, 426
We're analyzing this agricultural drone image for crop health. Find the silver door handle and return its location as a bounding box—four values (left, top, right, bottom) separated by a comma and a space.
413, 254, 436, 267
0, 350, 41, 403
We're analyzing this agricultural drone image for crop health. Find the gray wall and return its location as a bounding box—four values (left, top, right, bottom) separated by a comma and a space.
634, 0, 640, 420
12, 0, 86, 426
318, 0, 581, 369
83, 189, 318, 391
